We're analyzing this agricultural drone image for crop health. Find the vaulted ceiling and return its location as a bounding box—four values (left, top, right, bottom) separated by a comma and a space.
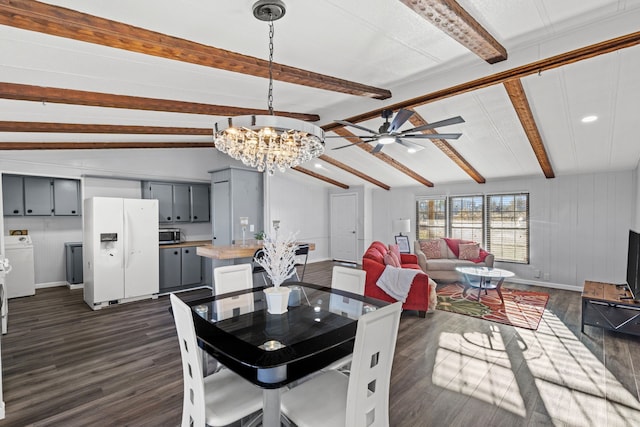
1, 0, 639, 189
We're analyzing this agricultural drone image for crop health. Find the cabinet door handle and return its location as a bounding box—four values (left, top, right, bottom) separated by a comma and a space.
176, 216, 181, 220
174, 251, 179, 255
27, 209, 32, 213
167, 217, 171, 221
185, 249, 189, 254
71, 210, 76, 214
13, 209, 18, 214
193, 216, 198, 220
213, 236, 216, 240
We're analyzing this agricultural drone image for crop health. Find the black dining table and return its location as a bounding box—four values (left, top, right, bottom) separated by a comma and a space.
184, 282, 389, 427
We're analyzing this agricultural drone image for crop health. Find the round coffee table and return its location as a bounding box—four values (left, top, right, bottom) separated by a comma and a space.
455, 266, 514, 304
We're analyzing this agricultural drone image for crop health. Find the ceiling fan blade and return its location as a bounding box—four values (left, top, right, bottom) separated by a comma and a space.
332, 141, 368, 150
399, 116, 465, 134
402, 133, 462, 140
397, 139, 425, 152
387, 109, 415, 133
372, 143, 384, 153
334, 120, 378, 135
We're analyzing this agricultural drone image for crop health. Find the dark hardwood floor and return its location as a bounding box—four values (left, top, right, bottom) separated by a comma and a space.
1, 261, 639, 426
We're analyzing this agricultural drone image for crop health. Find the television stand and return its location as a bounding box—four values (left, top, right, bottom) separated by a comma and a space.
581, 281, 640, 336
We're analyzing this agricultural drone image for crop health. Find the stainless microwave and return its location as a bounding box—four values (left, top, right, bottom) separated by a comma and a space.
159, 228, 181, 245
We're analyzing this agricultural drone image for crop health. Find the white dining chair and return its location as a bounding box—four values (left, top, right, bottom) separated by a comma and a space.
326, 266, 367, 373
213, 263, 253, 294
170, 293, 263, 427
281, 301, 402, 427
331, 266, 366, 294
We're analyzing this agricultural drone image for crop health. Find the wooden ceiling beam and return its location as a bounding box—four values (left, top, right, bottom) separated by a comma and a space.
0, 82, 320, 122
0, 0, 391, 100
292, 166, 349, 189
503, 79, 555, 178
332, 128, 434, 187
0, 142, 215, 150
407, 111, 485, 183
0, 121, 211, 135
318, 155, 391, 190
399, 0, 507, 64
323, 31, 640, 132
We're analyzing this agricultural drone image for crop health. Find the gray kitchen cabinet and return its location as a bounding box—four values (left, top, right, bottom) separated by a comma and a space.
181, 247, 202, 285
211, 167, 263, 246
24, 176, 53, 215
65, 242, 83, 285
172, 184, 190, 223
145, 182, 174, 223
53, 178, 80, 215
143, 181, 210, 223
2, 174, 24, 216
3, 174, 80, 216
159, 245, 203, 291
159, 247, 182, 290
190, 184, 210, 223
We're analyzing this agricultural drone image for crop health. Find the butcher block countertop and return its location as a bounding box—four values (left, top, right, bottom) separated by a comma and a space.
197, 242, 315, 260
160, 240, 211, 249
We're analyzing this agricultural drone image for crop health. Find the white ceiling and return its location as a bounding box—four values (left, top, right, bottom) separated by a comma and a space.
1, 0, 639, 189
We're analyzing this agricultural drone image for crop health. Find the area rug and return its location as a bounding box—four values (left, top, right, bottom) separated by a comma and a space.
436, 282, 549, 330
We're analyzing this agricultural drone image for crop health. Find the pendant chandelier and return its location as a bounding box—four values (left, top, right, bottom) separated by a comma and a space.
213, 0, 325, 175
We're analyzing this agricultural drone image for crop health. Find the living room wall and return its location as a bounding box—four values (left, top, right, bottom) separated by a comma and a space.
370, 170, 634, 291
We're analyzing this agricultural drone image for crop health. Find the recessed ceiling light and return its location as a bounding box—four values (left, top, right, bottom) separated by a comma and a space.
407, 147, 417, 153
314, 163, 323, 169
581, 115, 598, 123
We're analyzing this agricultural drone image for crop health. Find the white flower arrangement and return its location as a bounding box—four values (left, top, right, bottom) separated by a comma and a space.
255, 231, 298, 287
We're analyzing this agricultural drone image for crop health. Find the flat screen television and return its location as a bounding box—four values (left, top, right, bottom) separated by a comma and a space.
626, 229, 640, 302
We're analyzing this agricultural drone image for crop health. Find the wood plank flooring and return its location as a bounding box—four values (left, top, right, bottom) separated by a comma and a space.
1, 261, 639, 426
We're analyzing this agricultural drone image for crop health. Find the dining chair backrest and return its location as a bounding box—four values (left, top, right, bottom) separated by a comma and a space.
213, 263, 253, 295
331, 266, 366, 295
170, 293, 206, 427
293, 244, 310, 281
345, 301, 402, 427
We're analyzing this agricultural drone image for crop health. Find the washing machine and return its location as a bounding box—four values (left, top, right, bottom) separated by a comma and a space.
5, 235, 35, 299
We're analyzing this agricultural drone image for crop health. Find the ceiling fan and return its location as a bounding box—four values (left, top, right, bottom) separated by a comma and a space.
328, 109, 464, 153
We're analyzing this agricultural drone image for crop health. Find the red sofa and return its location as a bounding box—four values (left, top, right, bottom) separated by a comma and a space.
362, 241, 430, 317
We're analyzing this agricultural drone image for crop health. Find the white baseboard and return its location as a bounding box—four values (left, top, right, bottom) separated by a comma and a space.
35, 281, 67, 289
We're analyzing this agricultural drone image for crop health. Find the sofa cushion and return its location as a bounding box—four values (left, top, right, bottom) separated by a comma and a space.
425, 259, 460, 271
384, 251, 401, 268
459, 242, 480, 260
388, 244, 401, 259
401, 262, 422, 271
420, 239, 442, 259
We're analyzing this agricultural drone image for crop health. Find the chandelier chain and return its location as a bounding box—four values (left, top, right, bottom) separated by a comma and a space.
268, 16, 274, 115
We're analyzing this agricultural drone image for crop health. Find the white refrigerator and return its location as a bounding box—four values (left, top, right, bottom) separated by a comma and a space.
83, 197, 159, 309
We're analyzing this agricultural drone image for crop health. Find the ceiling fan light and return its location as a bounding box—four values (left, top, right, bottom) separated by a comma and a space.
378, 135, 395, 145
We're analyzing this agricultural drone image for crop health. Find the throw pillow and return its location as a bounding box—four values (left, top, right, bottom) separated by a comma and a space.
384, 251, 401, 268
459, 242, 480, 260
388, 244, 401, 261
420, 239, 442, 259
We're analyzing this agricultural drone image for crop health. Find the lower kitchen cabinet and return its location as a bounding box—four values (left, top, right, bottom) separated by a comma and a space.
159, 245, 204, 291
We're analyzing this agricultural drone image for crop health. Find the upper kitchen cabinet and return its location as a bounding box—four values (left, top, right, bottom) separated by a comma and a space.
53, 178, 80, 215
190, 184, 210, 223
210, 167, 263, 246
2, 174, 24, 216
2, 174, 80, 216
142, 181, 210, 224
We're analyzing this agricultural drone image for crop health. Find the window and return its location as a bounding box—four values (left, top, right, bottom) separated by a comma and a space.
487, 193, 529, 263
416, 193, 530, 264
449, 195, 484, 243
416, 198, 446, 239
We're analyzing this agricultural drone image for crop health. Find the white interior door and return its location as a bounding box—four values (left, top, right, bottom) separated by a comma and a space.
330, 193, 358, 263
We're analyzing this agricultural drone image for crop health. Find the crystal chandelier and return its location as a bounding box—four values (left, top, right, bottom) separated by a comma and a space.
213, 0, 325, 175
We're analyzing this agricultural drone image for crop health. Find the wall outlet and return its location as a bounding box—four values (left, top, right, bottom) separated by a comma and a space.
543, 272, 550, 281
533, 269, 541, 278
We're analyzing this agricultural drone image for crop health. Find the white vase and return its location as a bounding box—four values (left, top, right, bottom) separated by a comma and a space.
264, 287, 291, 314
